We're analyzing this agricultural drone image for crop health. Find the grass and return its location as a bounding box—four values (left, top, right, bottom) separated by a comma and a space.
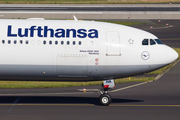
0, 77, 154, 89
0, 0, 179, 4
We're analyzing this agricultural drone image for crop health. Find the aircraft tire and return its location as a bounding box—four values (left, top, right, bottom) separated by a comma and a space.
99, 93, 111, 106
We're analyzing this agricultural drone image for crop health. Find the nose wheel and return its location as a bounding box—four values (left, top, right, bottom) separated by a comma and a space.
99, 93, 112, 106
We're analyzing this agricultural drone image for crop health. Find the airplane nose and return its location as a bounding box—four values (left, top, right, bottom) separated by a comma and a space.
166, 47, 178, 64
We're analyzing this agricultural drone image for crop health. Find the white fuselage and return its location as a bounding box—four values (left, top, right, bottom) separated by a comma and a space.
0, 19, 178, 81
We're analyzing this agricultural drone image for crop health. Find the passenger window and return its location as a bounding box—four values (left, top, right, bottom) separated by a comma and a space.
79, 41, 82, 45
43, 41, 46, 45
49, 41, 52, 45
8, 40, 11, 44
2, 40, 5, 44
150, 39, 156, 45
67, 41, 70, 45
73, 41, 75, 45
55, 41, 58, 45
61, 41, 64, 45
142, 39, 148, 45
20, 40, 23, 44
14, 40, 17, 44
26, 40, 28, 44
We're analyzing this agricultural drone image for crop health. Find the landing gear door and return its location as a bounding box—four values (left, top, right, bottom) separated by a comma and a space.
106, 31, 121, 56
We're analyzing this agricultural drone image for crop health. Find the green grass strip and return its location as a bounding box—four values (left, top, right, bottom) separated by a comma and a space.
0, 77, 154, 89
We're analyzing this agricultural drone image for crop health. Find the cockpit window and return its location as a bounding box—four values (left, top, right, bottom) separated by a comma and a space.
150, 39, 156, 45
155, 39, 163, 44
142, 39, 148, 45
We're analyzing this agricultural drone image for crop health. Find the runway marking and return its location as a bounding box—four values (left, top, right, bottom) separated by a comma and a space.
149, 25, 173, 30
6, 96, 21, 114
110, 82, 149, 93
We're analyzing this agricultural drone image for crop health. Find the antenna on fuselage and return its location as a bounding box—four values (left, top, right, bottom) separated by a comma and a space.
73, 15, 78, 21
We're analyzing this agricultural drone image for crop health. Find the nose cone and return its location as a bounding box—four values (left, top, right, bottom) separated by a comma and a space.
166, 47, 178, 64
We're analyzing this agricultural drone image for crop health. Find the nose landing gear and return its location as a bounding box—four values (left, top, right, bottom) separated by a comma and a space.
99, 79, 115, 106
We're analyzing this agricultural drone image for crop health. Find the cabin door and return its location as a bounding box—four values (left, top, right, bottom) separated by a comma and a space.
106, 31, 121, 56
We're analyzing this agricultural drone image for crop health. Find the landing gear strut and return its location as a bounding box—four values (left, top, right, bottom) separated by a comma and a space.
99, 79, 115, 106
